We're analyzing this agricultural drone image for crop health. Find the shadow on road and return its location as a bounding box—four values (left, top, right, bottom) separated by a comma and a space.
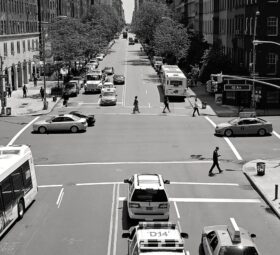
122, 200, 139, 230
126, 59, 150, 66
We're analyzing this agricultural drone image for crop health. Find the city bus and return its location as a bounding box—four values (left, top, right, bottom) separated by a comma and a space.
0, 144, 38, 237
160, 65, 187, 97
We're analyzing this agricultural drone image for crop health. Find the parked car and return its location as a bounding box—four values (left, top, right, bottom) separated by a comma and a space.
96, 53, 105, 61
33, 114, 87, 133
113, 74, 125, 85
69, 111, 96, 126
64, 81, 79, 97
215, 117, 273, 137
134, 37, 139, 43
102, 66, 114, 75
128, 37, 135, 45
88, 59, 99, 68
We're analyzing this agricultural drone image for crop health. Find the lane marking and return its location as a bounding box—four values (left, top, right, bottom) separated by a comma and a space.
170, 182, 239, 186
148, 103, 151, 108
76, 182, 123, 186
56, 188, 64, 208
146, 89, 148, 94
7, 116, 40, 146
122, 43, 128, 107
169, 198, 260, 203
119, 197, 260, 203
177, 220, 182, 233
36, 160, 212, 167
107, 184, 116, 255
38, 184, 63, 188
174, 201, 180, 219
204, 116, 243, 160
273, 130, 280, 139
112, 184, 120, 255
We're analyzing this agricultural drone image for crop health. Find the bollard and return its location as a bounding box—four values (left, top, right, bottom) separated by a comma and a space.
275, 184, 279, 200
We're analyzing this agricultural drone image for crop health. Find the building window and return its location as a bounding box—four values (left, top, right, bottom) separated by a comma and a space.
267, 17, 278, 36
23, 41, 26, 53
11, 42, 14, 55
4, 43, 8, 57
267, 53, 278, 74
17, 41, 20, 53
28, 40, 30, 51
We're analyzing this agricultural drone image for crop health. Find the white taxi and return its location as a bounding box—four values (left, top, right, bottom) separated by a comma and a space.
202, 218, 260, 255
124, 174, 170, 220
122, 222, 189, 255
100, 88, 117, 106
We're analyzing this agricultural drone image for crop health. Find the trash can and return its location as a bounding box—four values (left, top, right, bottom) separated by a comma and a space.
202, 102, 207, 109
256, 162, 265, 176
6, 107, 11, 116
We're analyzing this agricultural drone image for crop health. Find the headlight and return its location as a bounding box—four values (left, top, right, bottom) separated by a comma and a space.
158, 203, 168, 208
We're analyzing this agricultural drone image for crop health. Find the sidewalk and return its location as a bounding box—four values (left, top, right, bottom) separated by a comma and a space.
243, 160, 280, 219
0, 79, 62, 117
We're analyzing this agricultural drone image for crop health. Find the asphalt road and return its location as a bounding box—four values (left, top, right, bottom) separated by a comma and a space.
1, 34, 280, 255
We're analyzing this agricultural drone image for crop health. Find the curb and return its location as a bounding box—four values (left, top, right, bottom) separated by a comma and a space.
242, 167, 280, 220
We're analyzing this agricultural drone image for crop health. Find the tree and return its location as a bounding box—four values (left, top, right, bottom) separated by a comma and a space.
153, 20, 190, 64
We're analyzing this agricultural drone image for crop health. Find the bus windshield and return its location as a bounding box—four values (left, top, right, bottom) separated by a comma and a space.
170, 80, 182, 86
87, 75, 101, 81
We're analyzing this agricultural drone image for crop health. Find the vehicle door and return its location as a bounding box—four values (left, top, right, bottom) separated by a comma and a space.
248, 119, 262, 134
235, 119, 247, 135
203, 231, 217, 255
62, 116, 77, 131
50, 117, 65, 131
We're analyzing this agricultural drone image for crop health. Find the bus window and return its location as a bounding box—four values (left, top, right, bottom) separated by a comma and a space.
22, 161, 33, 193
1, 178, 14, 209
11, 169, 24, 199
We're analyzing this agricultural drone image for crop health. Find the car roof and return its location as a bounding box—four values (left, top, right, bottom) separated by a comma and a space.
133, 174, 165, 190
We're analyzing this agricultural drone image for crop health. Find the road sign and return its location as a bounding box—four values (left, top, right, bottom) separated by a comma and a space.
224, 84, 252, 91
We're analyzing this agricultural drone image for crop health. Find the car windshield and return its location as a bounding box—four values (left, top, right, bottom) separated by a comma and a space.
65, 83, 75, 89
219, 246, 259, 255
154, 57, 163, 61
103, 92, 115, 97
131, 189, 168, 202
228, 118, 239, 124
87, 75, 101, 81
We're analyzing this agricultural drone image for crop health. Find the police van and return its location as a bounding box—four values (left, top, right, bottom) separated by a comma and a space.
124, 174, 170, 220
201, 218, 260, 255
122, 222, 189, 255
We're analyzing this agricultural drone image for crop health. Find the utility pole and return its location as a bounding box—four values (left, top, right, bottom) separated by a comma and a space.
41, 29, 48, 110
0, 55, 7, 115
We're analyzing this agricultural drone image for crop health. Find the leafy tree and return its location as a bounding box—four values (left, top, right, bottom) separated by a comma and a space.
153, 20, 190, 64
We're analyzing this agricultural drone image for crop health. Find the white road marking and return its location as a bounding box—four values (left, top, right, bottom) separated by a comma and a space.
36, 160, 212, 167
107, 184, 116, 255
76, 182, 123, 186
174, 201, 180, 219
171, 182, 239, 186
273, 130, 280, 139
204, 116, 243, 160
38, 184, 63, 188
7, 116, 40, 146
113, 184, 120, 255
146, 89, 148, 94
148, 103, 151, 108
122, 44, 128, 107
56, 188, 64, 208
169, 198, 260, 203
177, 220, 182, 233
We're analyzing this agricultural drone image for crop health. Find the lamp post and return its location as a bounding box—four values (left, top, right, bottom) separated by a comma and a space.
41, 28, 48, 110
251, 11, 260, 109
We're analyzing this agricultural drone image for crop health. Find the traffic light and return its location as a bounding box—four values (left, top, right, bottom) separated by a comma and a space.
217, 73, 223, 83
212, 81, 218, 92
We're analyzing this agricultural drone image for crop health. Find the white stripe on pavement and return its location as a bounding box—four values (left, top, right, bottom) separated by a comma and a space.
107, 184, 116, 255
273, 130, 280, 139
170, 182, 239, 186
7, 116, 40, 146
174, 201, 180, 219
204, 116, 243, 161
36, 160, 212, 167
119, 197, 260, 203
38, 184, 63, 188
76, 182, 123, 186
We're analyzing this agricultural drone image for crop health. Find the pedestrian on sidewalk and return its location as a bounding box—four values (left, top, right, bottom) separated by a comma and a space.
7, 84, 12, 97
209, 147, 223, 176
162, 96, 171, 113
192, 98, 200, 117
33, 76, 37, 87
63, 92, 69, 107
40, 87, 44, 101
132, 96, 140, 114
23, 84, 28, 98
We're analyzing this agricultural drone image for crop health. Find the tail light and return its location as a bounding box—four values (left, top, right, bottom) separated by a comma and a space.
129, 203, 140, 208
158, 203, 168, 209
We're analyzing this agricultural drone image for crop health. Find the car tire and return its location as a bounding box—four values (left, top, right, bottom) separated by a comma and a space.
17, 199, 25, 220
39, 126, 47, 134
70, 126, 79, 133
258, 128, 266, 136
224, 129, 233, 137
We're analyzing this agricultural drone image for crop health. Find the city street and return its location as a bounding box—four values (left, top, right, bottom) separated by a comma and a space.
1, 34, 280, 255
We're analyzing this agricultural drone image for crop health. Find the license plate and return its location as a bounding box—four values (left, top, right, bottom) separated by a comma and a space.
146, 207, 153, 210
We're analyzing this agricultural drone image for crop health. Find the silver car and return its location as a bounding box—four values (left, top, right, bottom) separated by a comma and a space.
215, 117, 273, 137
33, 114, 88, 134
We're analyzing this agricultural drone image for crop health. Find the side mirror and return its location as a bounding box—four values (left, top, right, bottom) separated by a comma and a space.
124, 179, 131, 184
164, 180, 170, 184
250, 233, 256, 238
122, 232, 130, 239
181, 233, 188, 239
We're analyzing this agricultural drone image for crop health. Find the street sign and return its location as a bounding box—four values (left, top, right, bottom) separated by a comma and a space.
224, 84, 252, 91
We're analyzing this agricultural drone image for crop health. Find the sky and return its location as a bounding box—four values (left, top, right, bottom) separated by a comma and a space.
122, 0, 135, 24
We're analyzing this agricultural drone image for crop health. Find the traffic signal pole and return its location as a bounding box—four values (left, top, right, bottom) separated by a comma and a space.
0, 56, 6, 115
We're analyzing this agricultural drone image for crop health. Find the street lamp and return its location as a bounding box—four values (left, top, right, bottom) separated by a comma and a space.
41, 29, 48, 110
253, 40, 280, 47
251, 11, 260, 109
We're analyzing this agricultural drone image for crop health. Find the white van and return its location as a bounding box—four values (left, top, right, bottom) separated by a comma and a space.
100, 88, 117, 106
84, 72, 103, 93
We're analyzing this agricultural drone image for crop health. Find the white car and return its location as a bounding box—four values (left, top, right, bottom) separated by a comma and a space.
33, 114, 88, 134
102, 82, 116, 90
100, 88, 117, 106
96, 53, 105, 61
124, 174, 170, 220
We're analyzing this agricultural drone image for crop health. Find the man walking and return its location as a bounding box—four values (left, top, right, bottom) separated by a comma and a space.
192, 98, 200, 117
209, 147, 223, 175
132, 96, 140, 114
162, 96, 171, 113
23, 84, 27, 98
40, 87, 44, 101
7, 84, 12, 97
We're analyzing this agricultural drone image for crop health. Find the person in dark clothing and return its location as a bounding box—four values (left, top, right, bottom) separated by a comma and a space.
40, 87, 44, 101
23, 84, 27, 98
192, 98, 200, 117
7, 85, 12, 97
63, 92, 69, 107
209, 147, 223, 175
132, 96, 140, 114
162, 96, 171, 113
